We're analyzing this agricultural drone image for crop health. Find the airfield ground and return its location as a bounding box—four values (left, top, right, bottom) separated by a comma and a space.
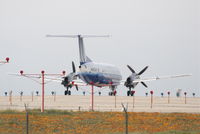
0, 95, 200, 134
0, 95, 200, 113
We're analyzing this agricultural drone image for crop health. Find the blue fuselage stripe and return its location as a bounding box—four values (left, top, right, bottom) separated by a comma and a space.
79, 72, 111, 85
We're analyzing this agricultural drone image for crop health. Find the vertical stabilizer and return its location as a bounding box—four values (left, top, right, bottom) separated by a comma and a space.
46, 34, 109, 65
78, 35, 87, 65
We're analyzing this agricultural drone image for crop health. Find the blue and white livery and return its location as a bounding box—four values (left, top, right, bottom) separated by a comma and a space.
47, 34, 191, 96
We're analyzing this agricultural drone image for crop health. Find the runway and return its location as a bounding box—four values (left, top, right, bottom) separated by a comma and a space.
0, 95, 200, 113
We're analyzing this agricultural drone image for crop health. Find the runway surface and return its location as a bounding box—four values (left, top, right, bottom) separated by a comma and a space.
0, 95, 200, 113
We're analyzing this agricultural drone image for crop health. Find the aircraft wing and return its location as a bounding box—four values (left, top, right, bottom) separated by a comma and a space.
121, 74, 192, 84
133, 74, 191, 83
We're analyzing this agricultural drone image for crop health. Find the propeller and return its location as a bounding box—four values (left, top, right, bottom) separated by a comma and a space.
138, 66, 148, 75
124, 65, 149, 89
72, 61, 76, 73
61, 61, 79, 91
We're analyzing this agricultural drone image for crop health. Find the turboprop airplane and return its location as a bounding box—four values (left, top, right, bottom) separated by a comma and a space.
46, 35, 191, 96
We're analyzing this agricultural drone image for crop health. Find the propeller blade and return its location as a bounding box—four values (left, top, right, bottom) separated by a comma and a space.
127, 65, 135, 73
141, 82, 148, 88
72, 61, 76, 73
75, 85, 79, 91
138, 66, 148, 75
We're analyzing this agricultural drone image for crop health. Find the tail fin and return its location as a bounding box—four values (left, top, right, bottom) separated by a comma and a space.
46, 34, 109, 65
78, 35, 92, 65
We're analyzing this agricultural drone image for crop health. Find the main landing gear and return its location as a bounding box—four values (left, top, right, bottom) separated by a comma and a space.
64, 90, 71, 95
108, 85, 117, 96
127, 90, 135, 96
108, 91, 117, 96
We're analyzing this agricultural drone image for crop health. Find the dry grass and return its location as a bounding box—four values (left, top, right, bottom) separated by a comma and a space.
0, 110, 200, 134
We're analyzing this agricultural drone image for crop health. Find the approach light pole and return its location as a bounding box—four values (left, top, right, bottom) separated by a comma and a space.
19, 70, 65, 112
90, 82, 94, 111
167, 91, 170, 104
114, 90, 117, 108
132, 91, 135, 108
184, 92, 187, 104
150, 90, 153, 108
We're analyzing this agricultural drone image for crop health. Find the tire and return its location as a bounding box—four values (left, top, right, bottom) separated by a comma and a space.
127, 91, 130, 96
111, 92, 113, 96
64, 90, 68, 95
108, 92, 111, 96
68, 91, 71, 95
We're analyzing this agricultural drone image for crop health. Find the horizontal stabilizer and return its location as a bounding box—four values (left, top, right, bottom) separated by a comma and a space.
46, 35, 109, 38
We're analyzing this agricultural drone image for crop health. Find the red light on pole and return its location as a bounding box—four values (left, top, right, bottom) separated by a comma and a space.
20, 70, 24, 75
41, 70, 45, 112
184, 92, 187, 104
150, 90, 153, 108
114, 90, 117, 108
167, 91, 170, 104
184, 92, 187, 96
41, 70, 45, 74
6, 57, 9, 63
62, 71, 66, 75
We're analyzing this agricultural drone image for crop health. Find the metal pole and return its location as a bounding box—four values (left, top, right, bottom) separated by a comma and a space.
125, 111, 128, 134
91, 85, 94, 111
151, 94, 153, 108
9, 91, 12, 105
54, 92, 56, 102
185, 95, 186, 104
122, 103, 128, 134
24, 104, 29, 134
31, 92, 33, 102
168, 94, 170, 104
133, 95, 134, 108
115, 94, 116, 108
150, 91, 153, 108
41, 71, 45, 112
26, 110, 29, 134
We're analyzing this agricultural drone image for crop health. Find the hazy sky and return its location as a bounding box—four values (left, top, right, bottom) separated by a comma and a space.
0, 0, 199, 97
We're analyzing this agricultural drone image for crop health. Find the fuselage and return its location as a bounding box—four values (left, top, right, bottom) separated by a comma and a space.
78, 62, 122, 87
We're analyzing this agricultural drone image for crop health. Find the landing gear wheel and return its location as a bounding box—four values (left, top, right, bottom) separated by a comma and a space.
64, 90, 71, 95
109, 92, 114, 96
111, 92, 113, 96
108, 92, 111, 96
68, 90, 71, 95
127, 91, 130, 96
64, 90, 68, 95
